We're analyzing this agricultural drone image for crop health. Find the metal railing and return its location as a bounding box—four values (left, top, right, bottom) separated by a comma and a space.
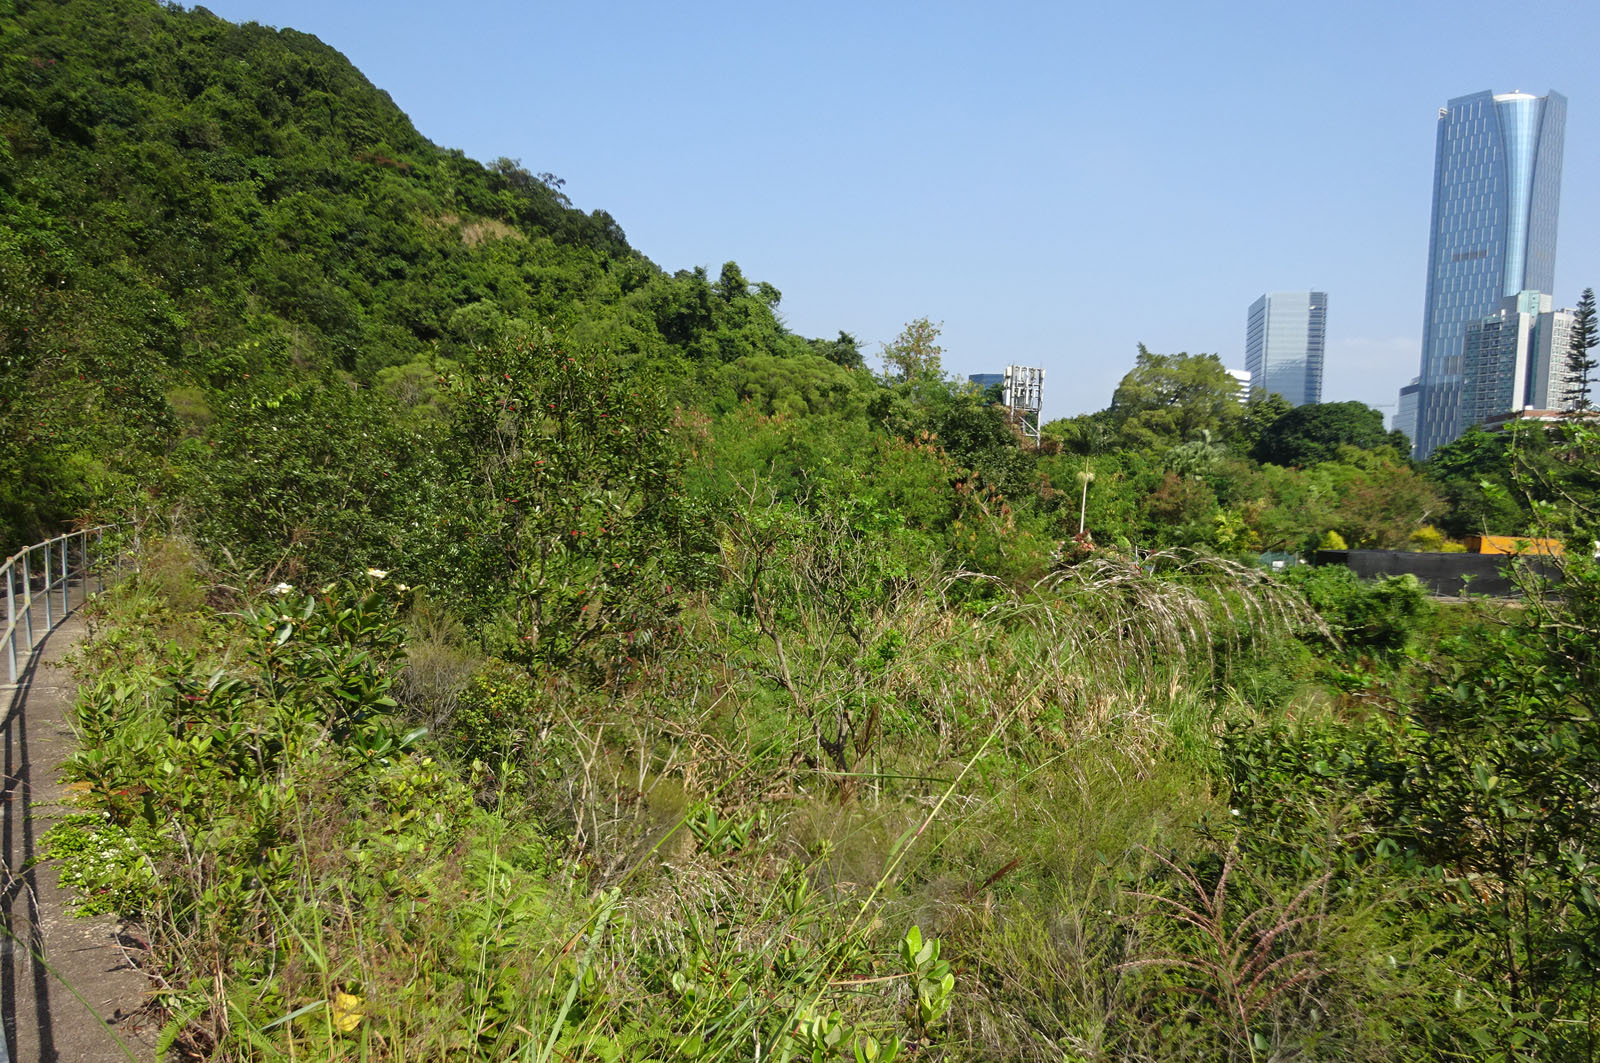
2, 525, 131, 684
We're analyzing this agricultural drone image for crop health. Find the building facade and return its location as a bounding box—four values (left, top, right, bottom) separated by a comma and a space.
1225, 367, 1252, 404
1394, 377, 1422, 445
1410, 89, 1566, 458
1460, 291, 1575, 428
1245, 291, 1327, 406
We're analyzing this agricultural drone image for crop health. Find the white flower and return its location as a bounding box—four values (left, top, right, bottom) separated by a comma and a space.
270, 582, 294, 595
396, 583, 411, 592
366, 568, 388, 579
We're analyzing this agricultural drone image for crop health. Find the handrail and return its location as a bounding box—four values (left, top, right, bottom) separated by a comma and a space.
2, 524, 134, 684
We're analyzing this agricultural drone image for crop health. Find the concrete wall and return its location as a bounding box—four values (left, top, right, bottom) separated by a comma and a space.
1313, 549, 1559, 597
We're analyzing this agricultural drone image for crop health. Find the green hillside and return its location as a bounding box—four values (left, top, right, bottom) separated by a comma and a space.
0, 0, 848, 548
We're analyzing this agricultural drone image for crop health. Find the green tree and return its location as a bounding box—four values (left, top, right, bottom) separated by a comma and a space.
1230, 389, 1293, 457
1252, 400, 1396, 467
178, 373, 440, 579
1144, 471, 1220, 541
879, 317, 944, 384
1163, 429, 1227, 480
1567, 286, 1597, 411
1040, 409, 1118, 456
810, 330, 865, 370
1423, 427, 1537, 538
1109, 345, 1243, 451
716, 352, 868, 417
419, 340, 707, 667
928, 388, 1038, 502
1305, 446, 1444, 549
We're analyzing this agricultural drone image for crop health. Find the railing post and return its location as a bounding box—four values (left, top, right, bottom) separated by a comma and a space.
39, 542, 52, 635
21, 548, 35, 650
61, 534, 71, 615
5, 563, 15, 683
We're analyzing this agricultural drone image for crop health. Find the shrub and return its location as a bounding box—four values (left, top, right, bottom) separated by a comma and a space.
443, 658, 540, 766
1408, 524, 1445, 552
1286, 565, 1432, 656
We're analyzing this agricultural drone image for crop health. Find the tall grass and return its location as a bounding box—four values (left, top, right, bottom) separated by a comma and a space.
48, 535, 1361, 1061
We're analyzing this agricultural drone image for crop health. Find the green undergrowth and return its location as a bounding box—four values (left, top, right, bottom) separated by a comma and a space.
52, 519, 1600, 1062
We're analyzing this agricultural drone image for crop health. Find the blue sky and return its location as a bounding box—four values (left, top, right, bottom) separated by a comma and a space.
199, 0, 1600, 423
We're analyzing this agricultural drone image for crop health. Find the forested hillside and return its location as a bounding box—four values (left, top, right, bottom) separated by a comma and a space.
6, 3, 1600, 1062
0, 0, 857, 550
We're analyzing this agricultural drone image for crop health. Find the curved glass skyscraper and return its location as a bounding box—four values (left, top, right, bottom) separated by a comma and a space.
1412, 90, 1566, 458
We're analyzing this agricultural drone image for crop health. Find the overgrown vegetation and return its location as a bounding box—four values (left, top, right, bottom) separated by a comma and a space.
60, 413, 1600, 1060
8, 3, 1600, 1060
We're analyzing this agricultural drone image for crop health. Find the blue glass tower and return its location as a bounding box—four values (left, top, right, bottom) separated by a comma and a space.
1412, 90, 1566, 458
1245, 291, 1327, 406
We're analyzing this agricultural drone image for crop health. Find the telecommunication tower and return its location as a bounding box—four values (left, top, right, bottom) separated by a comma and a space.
1002, 365, 1044, 444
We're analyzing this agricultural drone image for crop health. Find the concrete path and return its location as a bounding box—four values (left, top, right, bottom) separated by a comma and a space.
2, 598, 155, 1062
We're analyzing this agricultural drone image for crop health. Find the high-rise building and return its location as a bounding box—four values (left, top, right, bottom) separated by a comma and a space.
1245, 291, 1327, 406
1394, 378, 1422, 445
1410, 89, 1566, 458
1460, 291, 1575, 428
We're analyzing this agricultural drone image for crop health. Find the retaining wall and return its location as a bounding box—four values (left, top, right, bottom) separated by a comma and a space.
1313, 549, 1559, 597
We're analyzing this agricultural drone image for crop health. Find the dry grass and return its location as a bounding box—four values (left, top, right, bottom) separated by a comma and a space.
422, 213, 525, 246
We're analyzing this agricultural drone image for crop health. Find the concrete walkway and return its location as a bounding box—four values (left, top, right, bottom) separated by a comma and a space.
2, 598, 154, 1062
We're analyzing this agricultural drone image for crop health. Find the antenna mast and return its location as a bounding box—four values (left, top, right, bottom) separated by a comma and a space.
1002, 365, 1044, 444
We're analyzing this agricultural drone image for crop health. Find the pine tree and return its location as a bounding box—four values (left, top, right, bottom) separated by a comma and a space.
1567, 287, 1598, 412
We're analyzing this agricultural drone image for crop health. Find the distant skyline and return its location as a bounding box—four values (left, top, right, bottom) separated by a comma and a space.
193, 0, 1600, 424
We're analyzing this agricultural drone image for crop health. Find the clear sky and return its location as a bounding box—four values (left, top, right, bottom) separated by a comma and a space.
196, 0, 1600, 423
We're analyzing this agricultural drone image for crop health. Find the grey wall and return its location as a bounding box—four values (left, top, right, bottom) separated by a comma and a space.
1313, 550, 1559, 597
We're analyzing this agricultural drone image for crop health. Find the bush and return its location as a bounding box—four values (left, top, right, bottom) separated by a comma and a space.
1286, 565, 1432, 656
442, 658, 540, 766
1408, 524, 1445, 552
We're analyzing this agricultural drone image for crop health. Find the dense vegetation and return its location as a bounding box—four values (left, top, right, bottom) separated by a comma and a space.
0, 0, 856, 552
7, 2, 1600, 1061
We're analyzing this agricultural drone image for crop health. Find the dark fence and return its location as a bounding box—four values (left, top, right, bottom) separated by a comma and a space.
1313, 549, 1559, 597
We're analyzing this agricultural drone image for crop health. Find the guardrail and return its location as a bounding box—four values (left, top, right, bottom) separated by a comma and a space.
2, 525, 132, 684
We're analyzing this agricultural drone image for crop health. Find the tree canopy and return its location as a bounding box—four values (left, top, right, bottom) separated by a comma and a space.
1252, 400, 1402, 467
1108, 345, 1243, 450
